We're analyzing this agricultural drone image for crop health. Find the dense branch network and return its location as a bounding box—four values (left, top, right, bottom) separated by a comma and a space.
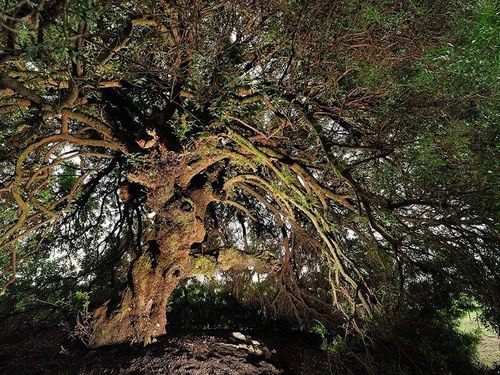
0, 0, 497, 346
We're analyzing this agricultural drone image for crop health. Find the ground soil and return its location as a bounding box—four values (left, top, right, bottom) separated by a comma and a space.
0, 325, 331, 374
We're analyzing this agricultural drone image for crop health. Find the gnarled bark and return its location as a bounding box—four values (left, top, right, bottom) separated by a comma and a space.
89, 188, 214, 348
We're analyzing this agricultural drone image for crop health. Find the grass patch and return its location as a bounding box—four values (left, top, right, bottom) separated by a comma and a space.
458, 311, 500, 368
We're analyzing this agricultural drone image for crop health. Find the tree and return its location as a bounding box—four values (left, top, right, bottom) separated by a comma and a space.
0, 0, 498, 349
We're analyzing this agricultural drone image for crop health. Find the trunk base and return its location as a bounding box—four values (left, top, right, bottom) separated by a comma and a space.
89, 251, 191, 348
89, 188, 213, 347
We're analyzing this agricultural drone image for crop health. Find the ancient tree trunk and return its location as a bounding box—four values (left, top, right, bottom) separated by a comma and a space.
89, 188, 213, 348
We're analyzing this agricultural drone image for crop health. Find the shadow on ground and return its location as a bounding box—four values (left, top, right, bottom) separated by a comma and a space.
0, 326, 330, 375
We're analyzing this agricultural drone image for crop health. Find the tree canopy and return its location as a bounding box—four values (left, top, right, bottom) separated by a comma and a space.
0, 0, 498, 370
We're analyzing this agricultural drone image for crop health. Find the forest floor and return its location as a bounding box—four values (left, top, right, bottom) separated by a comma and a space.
0, 325, 331, 375
1, 317, 498, 374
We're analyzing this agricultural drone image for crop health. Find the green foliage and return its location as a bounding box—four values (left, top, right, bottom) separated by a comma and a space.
0, 0, 497, 367
56, 162, 79, 194
168, 278, 274, 330
74, 290, 91, 309
312, 321, 348, 357
69, 290, 93, 346
311, 297, 485, 374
